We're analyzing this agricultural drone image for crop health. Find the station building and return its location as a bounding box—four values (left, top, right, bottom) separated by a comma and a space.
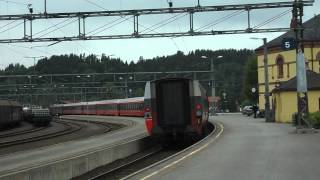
255, 14, 320, 123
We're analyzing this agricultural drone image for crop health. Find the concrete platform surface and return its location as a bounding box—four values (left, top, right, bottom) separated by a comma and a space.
134, 114, 320, 180
0, 115, 146, 177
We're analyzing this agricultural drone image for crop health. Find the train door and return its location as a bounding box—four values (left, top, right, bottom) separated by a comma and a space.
156, 79, 191, 128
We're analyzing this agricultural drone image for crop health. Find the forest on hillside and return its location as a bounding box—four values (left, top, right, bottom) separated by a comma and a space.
0, 49, 257, 111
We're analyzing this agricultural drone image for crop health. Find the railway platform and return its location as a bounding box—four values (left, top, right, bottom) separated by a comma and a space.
0, 115, 147, 180
130, 114, 320, 180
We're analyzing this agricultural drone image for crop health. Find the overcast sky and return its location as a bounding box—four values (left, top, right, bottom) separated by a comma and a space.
0, 0, 318, 68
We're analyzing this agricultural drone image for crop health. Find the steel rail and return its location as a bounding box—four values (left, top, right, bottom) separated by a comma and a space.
0, 126, 46, 138
0, 120, 82, 148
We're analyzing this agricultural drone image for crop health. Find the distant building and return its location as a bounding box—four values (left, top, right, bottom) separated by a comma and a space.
272, 70, 320, 122
255, 15, 320, 122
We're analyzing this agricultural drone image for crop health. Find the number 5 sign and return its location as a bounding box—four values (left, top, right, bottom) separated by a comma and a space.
282, 38, 296, 50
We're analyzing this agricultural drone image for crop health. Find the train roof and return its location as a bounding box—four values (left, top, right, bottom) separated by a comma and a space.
51, 97, 144, 107
0, 100, 22, 107
117, 97, 144, 104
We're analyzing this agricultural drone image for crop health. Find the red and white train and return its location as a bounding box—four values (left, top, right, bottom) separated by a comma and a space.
50, 78, 209, 143
49, 97, 144, 117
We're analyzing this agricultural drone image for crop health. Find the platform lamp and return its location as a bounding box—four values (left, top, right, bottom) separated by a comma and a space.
250, 37, 271, 122
200, 55, 223, 98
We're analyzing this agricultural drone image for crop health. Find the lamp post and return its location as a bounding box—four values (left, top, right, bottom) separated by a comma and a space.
222, 92, 227, 112
251, 86, 257, 100
28, 75, 32, 107
119, 76, 133, 98
251, 37, 271, 122
201, 55, 223, 98
24, 56, 45, 74
103, 54, 115, 73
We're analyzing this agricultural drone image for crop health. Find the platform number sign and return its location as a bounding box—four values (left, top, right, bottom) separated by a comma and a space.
282, 38, 296, 50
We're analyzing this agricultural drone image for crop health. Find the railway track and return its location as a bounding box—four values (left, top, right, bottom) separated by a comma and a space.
59, 118, 112, 133
0, 120, 82, 148
0, 126, 46, 138
75, 123, 216, 180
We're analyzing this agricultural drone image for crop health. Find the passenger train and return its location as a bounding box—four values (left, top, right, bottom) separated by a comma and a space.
50, 78, 209, 143
49, 97, 144, 117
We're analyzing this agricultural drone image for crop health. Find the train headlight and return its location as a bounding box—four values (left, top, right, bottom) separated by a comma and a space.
196, 103, 203, 118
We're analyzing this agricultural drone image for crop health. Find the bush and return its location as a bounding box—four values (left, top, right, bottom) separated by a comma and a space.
308, 111, 320, 129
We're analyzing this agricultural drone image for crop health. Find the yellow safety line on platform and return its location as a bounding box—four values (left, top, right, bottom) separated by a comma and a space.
140, 122, 224, 180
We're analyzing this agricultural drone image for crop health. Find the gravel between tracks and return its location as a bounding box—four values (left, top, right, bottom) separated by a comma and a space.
0, 118, 124, 156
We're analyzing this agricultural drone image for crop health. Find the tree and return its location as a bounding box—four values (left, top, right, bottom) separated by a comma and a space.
241, 55, 258, 105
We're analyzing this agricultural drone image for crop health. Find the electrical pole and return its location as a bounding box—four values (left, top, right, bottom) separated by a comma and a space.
292, 0, 312, 131
210, 57, 215, 98
263, 38, 271, 122
24, 56, 45, 74
44, 0, 47, 14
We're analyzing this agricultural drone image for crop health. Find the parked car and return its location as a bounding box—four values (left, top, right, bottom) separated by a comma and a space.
242, 106, 253, 116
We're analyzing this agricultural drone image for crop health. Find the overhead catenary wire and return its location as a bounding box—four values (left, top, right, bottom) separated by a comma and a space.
0, 44, 29, 57
84, 0, 108, 11
0, 21, 24, 34
0, 20, 18, 30
86, 17, 127, 35
0, 0, 28, 6
8, 44, 53, 55
35, 18, 78, 38
142, 13, 188, 34
196, 10, 245, 32
82, 0, 185, 36
253, 9, 291, 29
88, 17, 130, 36
33, 18, 73, 37
140, 13, 186, 34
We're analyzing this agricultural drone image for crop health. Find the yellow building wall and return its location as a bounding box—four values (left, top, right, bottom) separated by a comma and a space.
257, 47, 320, 110
274, 91, 320, 123
309, 91, 320, 113
275, 92, 297, 123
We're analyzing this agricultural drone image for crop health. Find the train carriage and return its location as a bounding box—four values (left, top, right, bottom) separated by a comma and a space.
50, 97, 144, 117
118, 97, 144, 117
82, 101, 97, 115
96, 99, 119, 116
0, 100, 23, 129
144, 78, 209, 142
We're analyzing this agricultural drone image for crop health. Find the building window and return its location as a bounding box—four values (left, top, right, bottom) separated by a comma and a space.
287, 64, 290, 78
276, 55, 284, 78
317, 52, 320, 73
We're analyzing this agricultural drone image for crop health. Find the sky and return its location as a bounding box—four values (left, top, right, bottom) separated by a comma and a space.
0, 0, 319, 68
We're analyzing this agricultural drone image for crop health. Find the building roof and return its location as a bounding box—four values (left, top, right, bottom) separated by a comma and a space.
272, 70, 320, 92
256, 14, 320, 51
